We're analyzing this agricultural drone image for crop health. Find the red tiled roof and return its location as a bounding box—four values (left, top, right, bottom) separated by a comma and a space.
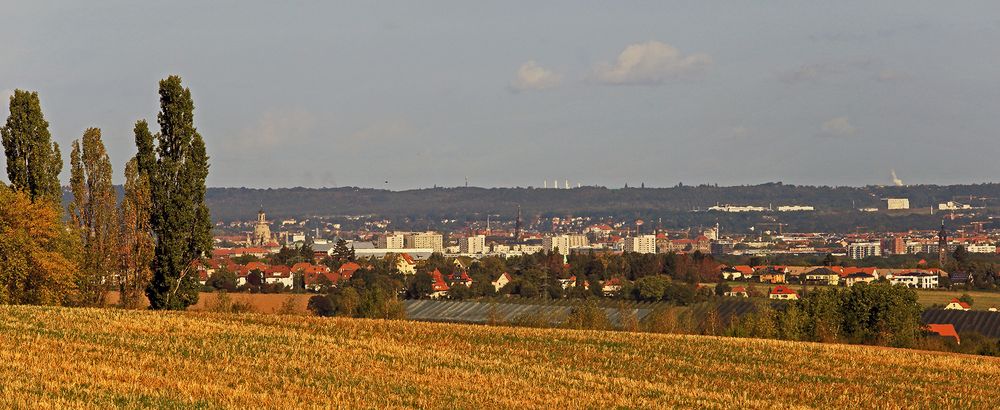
430, 269, 449, 292
400, 253, 416, 265
926, 323, 960, 343
240, 261, 269, 275
770, 285, 797, 295
949, 298, 972, 309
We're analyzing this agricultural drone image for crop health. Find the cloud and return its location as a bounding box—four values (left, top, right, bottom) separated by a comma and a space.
820, 116, 858, 138
509, 61, 561, 91
726, 126, 750, 139
592, 41, 711, 85
876, 68, 905, 82
239, 109, 316, 148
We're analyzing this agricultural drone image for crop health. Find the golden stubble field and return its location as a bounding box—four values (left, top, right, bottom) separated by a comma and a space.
0, 306, 998, 409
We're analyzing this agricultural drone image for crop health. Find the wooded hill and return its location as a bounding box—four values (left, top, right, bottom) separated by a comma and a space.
198, 183, 1000, 233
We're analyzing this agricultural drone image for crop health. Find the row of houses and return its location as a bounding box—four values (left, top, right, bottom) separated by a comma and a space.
721, 265, 946, 289
193, 259, 365, 291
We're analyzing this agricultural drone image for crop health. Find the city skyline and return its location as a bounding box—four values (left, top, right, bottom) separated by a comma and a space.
3, 2, 1000, 189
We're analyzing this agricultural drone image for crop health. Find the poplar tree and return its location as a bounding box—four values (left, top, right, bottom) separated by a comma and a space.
1, 90, 62, 202
136, 76, 212, 310
68, 128, 119, 306
118, 157, 154, 308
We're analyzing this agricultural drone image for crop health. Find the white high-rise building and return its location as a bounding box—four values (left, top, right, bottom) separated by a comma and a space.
403, 232, 444, 252
847, 242, 882, 259
542, 235, 589, 253
377, 233, 404, 249
459, 235, 486, 254
624, 235, 657, 254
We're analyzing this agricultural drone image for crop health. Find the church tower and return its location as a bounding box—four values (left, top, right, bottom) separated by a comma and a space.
938, 221, 948, 267
253, 207, 272, 246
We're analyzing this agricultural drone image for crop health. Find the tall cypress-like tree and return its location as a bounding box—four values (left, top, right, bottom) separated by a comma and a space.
1, 90, 62, 202
136, 76, 212, 310
68, 128, 119, 306
118, 157, 154, 308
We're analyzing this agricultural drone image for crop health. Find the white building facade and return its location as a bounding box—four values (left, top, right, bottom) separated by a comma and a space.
624, 235, 657, 254
847, 242, 882, 259
459, 235, 486, 254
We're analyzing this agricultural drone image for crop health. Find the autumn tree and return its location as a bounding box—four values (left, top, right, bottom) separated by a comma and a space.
118, 157, 155, 308
135, 76, 212, 310
68, 128, 119, 306
1, 90, 62, 203
0, 185, 81, 305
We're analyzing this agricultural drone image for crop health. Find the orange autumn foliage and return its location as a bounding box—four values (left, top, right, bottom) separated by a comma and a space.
0, 185, 80, 305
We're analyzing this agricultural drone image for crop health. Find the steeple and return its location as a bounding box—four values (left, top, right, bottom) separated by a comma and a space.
514, 204, 522, 241
938, 220, 948, 267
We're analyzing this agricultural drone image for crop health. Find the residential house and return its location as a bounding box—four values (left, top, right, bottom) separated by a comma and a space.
944, 298, 972, 311
337, 262, 362, 282
841, 266, 878, 280
237, 261, 270, 287
447, 271, 473, 287
725, 286, 749, 297
263, 265, 293, 288
889, 272, 939, 289
395, 253, 417, 275
757, 267, 787, 284
602, 277, 625, 296
492, 272, 513, 292
804, 267, 840, 286
722, 265, 754, 281
926, 323, 960, 344
429, 269, 450, 299
769, 285, 799, 300
844, 272, 877, 287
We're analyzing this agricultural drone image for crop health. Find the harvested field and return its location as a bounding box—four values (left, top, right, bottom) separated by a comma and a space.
1, 306, 999, 408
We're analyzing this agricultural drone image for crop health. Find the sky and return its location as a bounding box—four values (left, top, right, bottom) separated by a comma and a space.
2, 1, 999, 189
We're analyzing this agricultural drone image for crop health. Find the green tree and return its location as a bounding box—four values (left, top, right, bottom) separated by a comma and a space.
634, 275, 669, 301
136, 76, 212, 310
329, 238, 355, 265
1, 90, 62, 203
206, 268, 238, 292
68, 128, 119, 306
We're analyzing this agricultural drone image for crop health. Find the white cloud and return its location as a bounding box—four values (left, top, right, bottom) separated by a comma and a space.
820, 116, 858, 138
509, 61, 561, 91
592, 41, 711, 85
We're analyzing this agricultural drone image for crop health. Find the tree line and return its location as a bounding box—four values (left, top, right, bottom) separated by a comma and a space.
0, 77, 210, 310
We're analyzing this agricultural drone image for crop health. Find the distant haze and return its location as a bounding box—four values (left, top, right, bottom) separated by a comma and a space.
2, 1, 1000, 189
